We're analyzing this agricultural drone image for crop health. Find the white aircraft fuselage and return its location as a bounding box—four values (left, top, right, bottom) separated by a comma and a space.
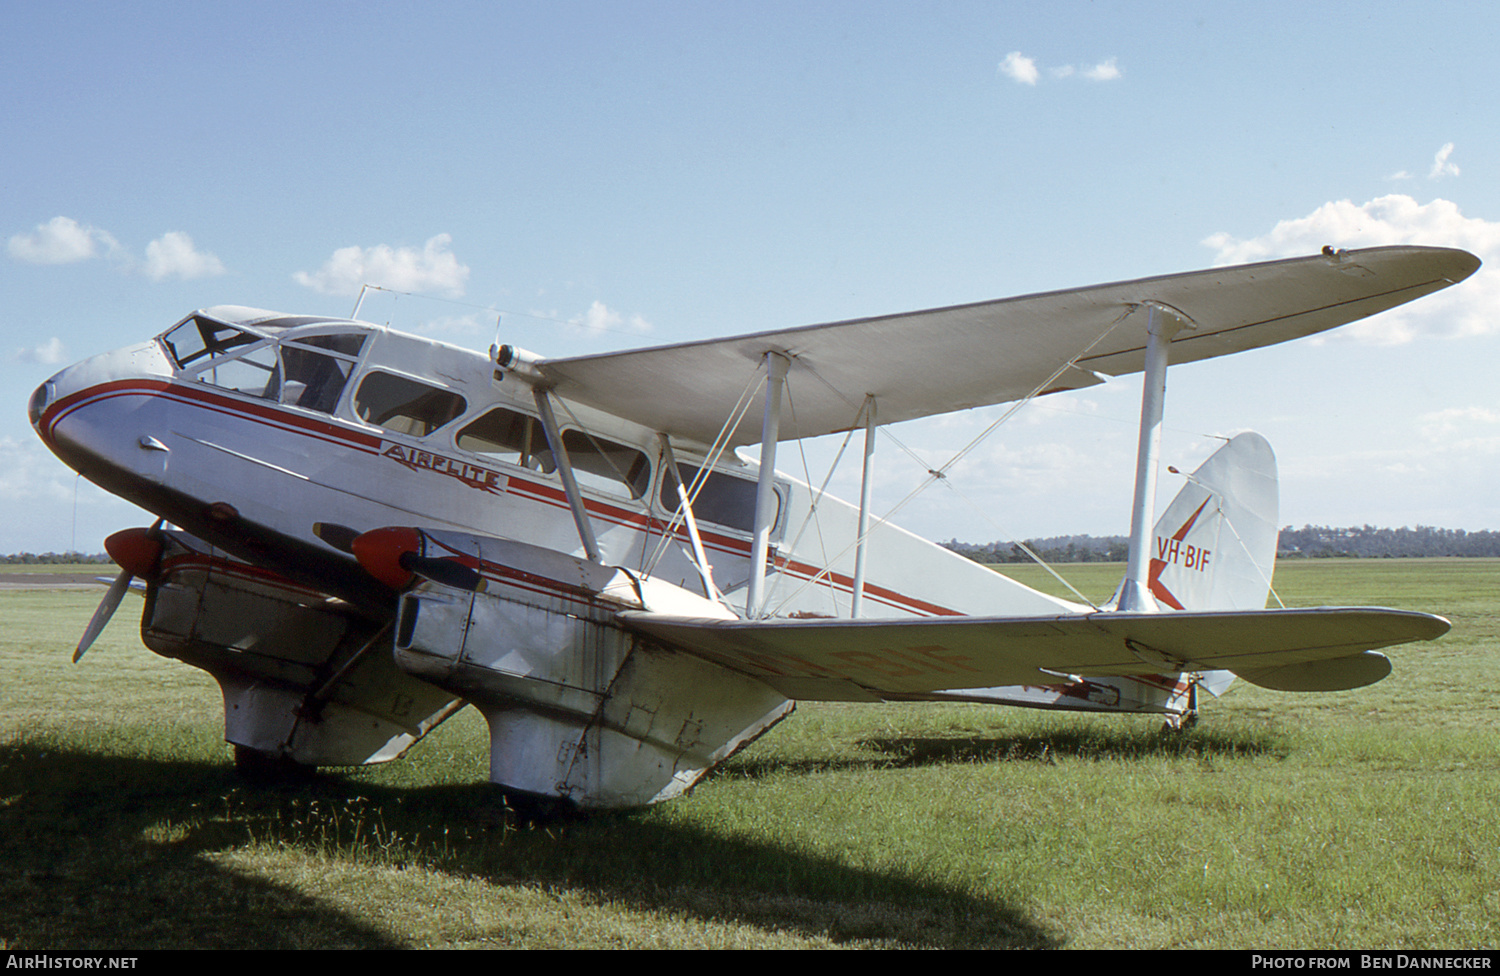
30, 306, 1072, 622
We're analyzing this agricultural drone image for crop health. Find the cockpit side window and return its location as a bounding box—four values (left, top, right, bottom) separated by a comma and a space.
292, 333, 366, 358
166, 319, 366, 416
278, 335, 365, 413
354, 371, 467, 436
195, 341, 281, 400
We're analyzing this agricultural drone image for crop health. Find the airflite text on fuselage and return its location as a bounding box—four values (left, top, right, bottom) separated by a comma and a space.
28, 246, 1477, 809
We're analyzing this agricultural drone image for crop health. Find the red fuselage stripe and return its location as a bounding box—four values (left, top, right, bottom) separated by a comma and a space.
46, 378, 964, 617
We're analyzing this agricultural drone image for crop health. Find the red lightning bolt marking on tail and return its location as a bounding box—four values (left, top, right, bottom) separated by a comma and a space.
1148, 499, 1211, 610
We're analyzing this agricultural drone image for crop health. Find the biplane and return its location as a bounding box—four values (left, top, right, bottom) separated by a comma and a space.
28, 244, 1477, 809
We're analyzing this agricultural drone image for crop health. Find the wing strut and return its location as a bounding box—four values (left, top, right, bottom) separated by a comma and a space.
533, 389, 602, 563
1117, 302, 1195, 612
746, 351, 790, 618
850, 394, 876, 619
658, 433, 729, 608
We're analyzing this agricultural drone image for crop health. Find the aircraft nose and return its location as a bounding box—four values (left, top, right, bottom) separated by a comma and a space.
30, 339, 176, 478
28, 357, 92, 436
27, 378, 55, 429
30, 340, 174, 436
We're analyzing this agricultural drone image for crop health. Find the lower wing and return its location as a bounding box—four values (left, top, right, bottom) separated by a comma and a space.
620, 607, 1448, 701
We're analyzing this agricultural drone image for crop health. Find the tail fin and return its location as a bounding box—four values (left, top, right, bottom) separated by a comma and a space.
1146, 431, 1279, 612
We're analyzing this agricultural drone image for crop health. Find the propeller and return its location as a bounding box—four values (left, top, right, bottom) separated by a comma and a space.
346, 525, 485, 593
75, 521, 164, 662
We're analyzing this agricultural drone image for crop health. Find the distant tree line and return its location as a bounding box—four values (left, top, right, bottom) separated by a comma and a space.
1, 552, 111, 564
1277, 524, 1500, 558
941, 535, 1131, 564
942, 525, 1500, 563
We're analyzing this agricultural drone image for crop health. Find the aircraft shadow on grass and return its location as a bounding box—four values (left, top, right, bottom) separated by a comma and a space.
859, 724, 1289, 768
0, 742, 1060, 949
722, 724, 1286, 778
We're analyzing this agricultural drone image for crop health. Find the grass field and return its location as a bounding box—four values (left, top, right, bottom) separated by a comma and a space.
2, 559, 1497, 949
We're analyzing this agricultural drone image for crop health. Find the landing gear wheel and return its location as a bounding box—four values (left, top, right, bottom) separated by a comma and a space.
1161, 711, 1199, 732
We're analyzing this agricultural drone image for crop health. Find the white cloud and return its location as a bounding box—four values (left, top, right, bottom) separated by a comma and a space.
7, 217, 228, 282
14, 337, 67, 365
570, 300, 651, 335
0, 436, 78, 504
7, 216, 119, 265
1202, 195, 1500, 343
1429, 142, 1460, 180
143, 231, 225, 281
998, 52, 1039, 85
999, 52, 1121, 85
0, 436, 156, 554
1417, 406, 1500, 445
293, 234, 470, 297
1082, 57, 1122, 81
1388, 143, 1459, 183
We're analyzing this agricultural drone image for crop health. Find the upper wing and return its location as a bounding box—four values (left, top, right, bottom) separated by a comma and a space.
620, 606, 1450, 701
539, 246, 1479, 446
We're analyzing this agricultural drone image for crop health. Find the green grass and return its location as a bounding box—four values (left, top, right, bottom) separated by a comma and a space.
2, 564, 1498, 948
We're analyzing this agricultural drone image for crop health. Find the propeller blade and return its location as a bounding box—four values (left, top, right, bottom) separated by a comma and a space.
313, 522, 361, 554
74, 569, 132, 662
75, 520, 166, 662
399, 552, 486, 592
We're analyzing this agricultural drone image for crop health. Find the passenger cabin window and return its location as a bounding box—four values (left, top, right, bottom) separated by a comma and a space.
559, 429, 652, 500
354, 371, 467, 436
162, 316, 366, 415
456, 406, 554, 472
660, 464, 766, 534
455, 406, 650, 499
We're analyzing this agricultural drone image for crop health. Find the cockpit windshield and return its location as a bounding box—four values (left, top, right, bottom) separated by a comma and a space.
161, 313, 368, 415
161, 316, 261, 368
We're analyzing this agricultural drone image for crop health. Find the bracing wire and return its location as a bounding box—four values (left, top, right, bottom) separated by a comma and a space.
641, 365, 765, 578
761, 379, 861, 616
1168, 463, 1286, 609
765, 309, 1137, 615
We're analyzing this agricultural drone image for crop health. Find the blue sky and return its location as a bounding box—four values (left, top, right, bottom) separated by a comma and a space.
6, 1, 1500, 554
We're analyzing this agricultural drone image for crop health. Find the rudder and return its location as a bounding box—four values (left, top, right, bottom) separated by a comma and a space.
1146, 431, 1279, 612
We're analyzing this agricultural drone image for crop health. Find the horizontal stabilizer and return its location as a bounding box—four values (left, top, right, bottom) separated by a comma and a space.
620, 606, 1447, 701
1235, 650, 1391, 692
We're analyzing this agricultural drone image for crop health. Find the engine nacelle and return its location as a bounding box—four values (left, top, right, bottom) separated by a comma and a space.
140, 532, 463, 766
386, 530, 792, 809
